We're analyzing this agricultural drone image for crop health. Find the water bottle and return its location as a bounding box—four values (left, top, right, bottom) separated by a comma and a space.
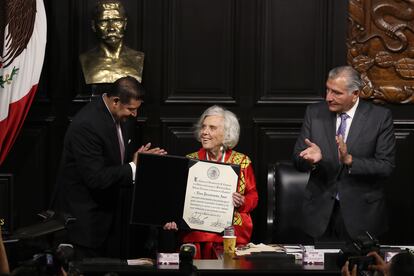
223, 226, 235, 237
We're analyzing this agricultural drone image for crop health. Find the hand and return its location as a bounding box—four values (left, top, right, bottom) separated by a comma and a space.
133, 142, 168, 165
137, 142, 168, 155
341, 261, 357, 276
232, 192, 245, 208
336, 135, 352, 165
299, 138, 322, 164
367, 251, 390, 276
163, 221, 178, 231
137, 142, 152, 153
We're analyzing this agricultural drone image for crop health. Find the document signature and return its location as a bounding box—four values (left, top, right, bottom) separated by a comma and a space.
210, 219, 226, 228
188, 213, 207, 225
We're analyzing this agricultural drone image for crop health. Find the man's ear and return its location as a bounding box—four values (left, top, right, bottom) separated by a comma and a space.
352, 90, 360, 101
112, 97, 121, 106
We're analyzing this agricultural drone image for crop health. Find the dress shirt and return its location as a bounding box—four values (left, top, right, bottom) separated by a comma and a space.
102, 94, 136, 183
335, 97, 359, 142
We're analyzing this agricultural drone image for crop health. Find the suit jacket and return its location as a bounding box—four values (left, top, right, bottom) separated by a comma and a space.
293, 100, 395, 239
57, 96, 134, 248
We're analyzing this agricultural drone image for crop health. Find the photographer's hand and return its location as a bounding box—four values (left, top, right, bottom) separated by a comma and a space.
341, 261, 357, 276
367, 251, 390, 276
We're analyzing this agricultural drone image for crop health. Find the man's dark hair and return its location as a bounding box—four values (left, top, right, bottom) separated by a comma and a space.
108, 76, 145, 104
390, 251, 414, 276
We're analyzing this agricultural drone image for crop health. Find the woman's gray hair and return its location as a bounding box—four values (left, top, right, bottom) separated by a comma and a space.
195, 105, 240, 149
328, 66, 364, 94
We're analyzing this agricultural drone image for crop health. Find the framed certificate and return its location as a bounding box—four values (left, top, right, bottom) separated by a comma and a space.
130, 153, 240, 233
183, 160, 238, 233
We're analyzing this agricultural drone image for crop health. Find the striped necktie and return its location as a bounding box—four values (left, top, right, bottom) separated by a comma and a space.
337, 113, 350, 140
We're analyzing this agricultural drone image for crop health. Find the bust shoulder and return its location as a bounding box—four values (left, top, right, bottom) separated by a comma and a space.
80, 46, 145, 84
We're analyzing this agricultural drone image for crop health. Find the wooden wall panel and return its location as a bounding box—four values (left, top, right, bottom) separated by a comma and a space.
0, 174, 13, 235
160, 119, 199, 156
164, 0, 236, 103
383, 126, 414, 243
0, 124, 51, 229
256, 0, 326, 103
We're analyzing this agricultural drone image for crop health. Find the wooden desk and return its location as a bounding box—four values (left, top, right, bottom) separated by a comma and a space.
193, 253, 340, 275
72, 253, 341, 275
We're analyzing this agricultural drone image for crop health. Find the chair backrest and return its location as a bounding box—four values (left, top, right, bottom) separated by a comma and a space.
267, 161, 311, 244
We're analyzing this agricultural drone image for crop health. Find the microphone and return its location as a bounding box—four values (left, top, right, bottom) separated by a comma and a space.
180, 243, 197, 258
179, 243, 197, 272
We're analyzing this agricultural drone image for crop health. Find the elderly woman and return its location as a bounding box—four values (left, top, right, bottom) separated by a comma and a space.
165, 105, 258, 259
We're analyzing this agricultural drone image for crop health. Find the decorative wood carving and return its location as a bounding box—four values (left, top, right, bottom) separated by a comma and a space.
348, 0, 414, 104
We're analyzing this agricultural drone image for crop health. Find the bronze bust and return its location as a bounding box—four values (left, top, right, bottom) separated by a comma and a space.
80, 0, 144, 84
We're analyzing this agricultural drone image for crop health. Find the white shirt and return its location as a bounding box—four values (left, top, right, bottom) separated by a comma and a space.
335, 97, 359, 142
102, 94, 136, 183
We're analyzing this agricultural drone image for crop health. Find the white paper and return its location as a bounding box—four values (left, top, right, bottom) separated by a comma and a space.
127, 258, 154, 266
183, 161, 238, 233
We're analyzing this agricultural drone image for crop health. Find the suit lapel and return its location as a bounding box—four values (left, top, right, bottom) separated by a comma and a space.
98, 97, 123, 164
120, 121, 128, 145
346, 100, 369, 153
322, 109, 338, 160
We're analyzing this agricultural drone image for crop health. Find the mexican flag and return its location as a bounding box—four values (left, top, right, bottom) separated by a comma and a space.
0, 0, 47, 165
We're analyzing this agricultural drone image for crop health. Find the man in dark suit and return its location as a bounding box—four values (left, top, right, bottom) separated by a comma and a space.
293, 66, 395, 242
57, 76, 166, 259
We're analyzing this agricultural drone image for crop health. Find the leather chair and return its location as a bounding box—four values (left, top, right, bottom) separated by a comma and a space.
267, 161, 312, 244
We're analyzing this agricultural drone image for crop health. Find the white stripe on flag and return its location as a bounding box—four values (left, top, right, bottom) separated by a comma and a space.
0, 0, 47, 121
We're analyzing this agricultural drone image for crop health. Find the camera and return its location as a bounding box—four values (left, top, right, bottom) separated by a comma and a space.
338, 232, 380, 273
14, 244, 74, 276
348, 255, 375, 271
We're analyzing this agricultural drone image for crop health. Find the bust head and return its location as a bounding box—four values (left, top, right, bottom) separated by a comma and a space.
92, 0, 127, 49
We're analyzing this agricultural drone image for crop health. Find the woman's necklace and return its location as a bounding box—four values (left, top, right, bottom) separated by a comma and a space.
206, 146, 226, 163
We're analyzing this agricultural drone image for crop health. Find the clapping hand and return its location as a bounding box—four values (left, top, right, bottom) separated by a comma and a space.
336, 135, 352, 165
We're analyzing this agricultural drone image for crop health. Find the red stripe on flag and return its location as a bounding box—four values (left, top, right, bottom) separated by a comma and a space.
0, 84, 38, 165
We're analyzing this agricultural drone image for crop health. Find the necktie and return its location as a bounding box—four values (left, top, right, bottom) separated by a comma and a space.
336, 113, 350, 200
336, 113, 350, 140
115, 122, 125, 164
